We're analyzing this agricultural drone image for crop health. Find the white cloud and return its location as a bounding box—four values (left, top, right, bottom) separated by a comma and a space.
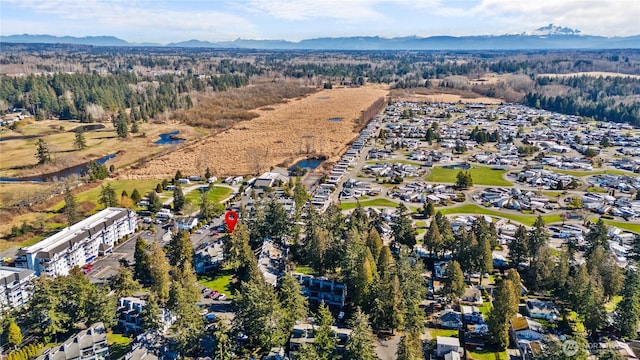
248, 0, 387, 21
472, 0, 640, 36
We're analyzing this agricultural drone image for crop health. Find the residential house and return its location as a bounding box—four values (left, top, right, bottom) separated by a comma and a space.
439, 310, 463, 330
289, 323, 351, 359
525, 299, 559, 321
37, 323, 109, 360
0, 266, 35, 310
254, 168, 289, 189
436, 336, 463, 358
15, 208, 137, 277
461, 305, 484, 325
460, 287, 483, 306
510, 316, 546, 342
177, 217, 198, 231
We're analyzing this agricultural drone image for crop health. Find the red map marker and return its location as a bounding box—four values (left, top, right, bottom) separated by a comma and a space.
224, 210, 238, 233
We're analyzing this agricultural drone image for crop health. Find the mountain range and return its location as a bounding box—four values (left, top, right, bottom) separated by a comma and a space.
2, 25, 638, 50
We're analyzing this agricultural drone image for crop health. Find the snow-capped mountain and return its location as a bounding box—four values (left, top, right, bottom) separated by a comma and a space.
524, 24, 582, 36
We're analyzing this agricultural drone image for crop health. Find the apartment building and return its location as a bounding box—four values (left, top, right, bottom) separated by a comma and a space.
0, 266, 35, 310
15, 208, 137, 276
37, 322, 109, 360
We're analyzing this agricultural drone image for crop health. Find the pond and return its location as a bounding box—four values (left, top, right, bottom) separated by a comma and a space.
288, 158, 324, 171
155, 131, 185, 145
0, 153, 117, 182
328, 117, 343, 122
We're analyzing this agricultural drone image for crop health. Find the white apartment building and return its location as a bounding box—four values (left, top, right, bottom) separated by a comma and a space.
0, 266, 35, 310
15, 208, 137, 277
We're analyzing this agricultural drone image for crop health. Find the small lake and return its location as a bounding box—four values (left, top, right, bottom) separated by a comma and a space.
155, 131, 184, 145
0, 153, 117, 183
289, 158, 324, 171
328, 117, 343, 122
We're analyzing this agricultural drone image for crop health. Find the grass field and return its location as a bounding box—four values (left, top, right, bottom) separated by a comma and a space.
366, 159, 423, 166
426, 166, 512, 186
602, 220, 640, 234
605, 295, 623, 312
467, 349, 508, 360
339, 198, 400, 210
184, 185, 233, 205
549, 168, 633, 177
107, 332, 131, 360
428, 328, 459, 338
438, 204, 562, 226
0, 119, 204, 178
51, 179, 163, 212
198, 269, 234, 299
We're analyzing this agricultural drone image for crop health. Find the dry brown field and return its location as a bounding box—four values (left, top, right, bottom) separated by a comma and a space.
120, 85, 389, 178
391, 87, 502, 104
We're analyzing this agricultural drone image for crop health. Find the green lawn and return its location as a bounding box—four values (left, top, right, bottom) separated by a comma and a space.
185, 185, 233, 205
426, 166, 512, 187
339, 198, 400, 210
428, 328, 459, 338
437, 204, 562, 226
366, 159, 423, 166
598, 219, 640, 234
198, 269, 234, 299
549, 168, 633, 177
51, 179, 162, 211
467, 349, 508, 360
541, 191, 563, 198
293, 265, 317, 276
107, 332, 131, 360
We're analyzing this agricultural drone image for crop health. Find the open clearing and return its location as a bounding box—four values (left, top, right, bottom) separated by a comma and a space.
121, 85, 389, 178
426, 166, 512, 186
438, 204, 562, 226
537, 72, 640, 79
0, 119, 205, 178
391, 87, 502, 104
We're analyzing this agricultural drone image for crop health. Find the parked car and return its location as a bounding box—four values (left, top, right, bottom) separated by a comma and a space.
208, 290, 219, 299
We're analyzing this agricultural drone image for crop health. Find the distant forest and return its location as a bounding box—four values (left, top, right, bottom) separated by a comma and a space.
1, 44, 639, 126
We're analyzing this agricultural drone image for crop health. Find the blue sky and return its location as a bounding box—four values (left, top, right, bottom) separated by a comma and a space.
2, 0, 639, 43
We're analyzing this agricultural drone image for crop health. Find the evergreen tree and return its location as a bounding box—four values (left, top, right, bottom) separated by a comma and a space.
147, 192, 162, 213
424, 219, 443, 255
314, 302, 337, 360
211, 322, 235, 360
614, 270, 640, 338
74, 126, 87, 150
585, 219, 609, 256
509, 225, 529, 265
172, 186, 185, 212
443, 260, 466, 300
581, 277, 607, 336
110, 266, 141, 297
344, 309, 378, 360
133, 238, 150, 282
148, 241, 171, 305
276, 274, 308, 334
234, 269, 285, 352
130, 120, 139, 133
366, 228, 383, 262
488, 280, 519, 350
167, 230, 193, 270
63, 185, 80, 225
455, 170, 473, 188
98, 184, 118, 208
422, 202, 435, 218
140, 294, 162, 332
204, 167, 212, 180
396, 332, 422, 360
528, 216, 549, 263
35, 139, 51, 164
131, 188, 142, 204
391, 203, 416, 248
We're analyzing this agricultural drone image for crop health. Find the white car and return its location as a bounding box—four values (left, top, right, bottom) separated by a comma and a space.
195, 230, 203, 234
